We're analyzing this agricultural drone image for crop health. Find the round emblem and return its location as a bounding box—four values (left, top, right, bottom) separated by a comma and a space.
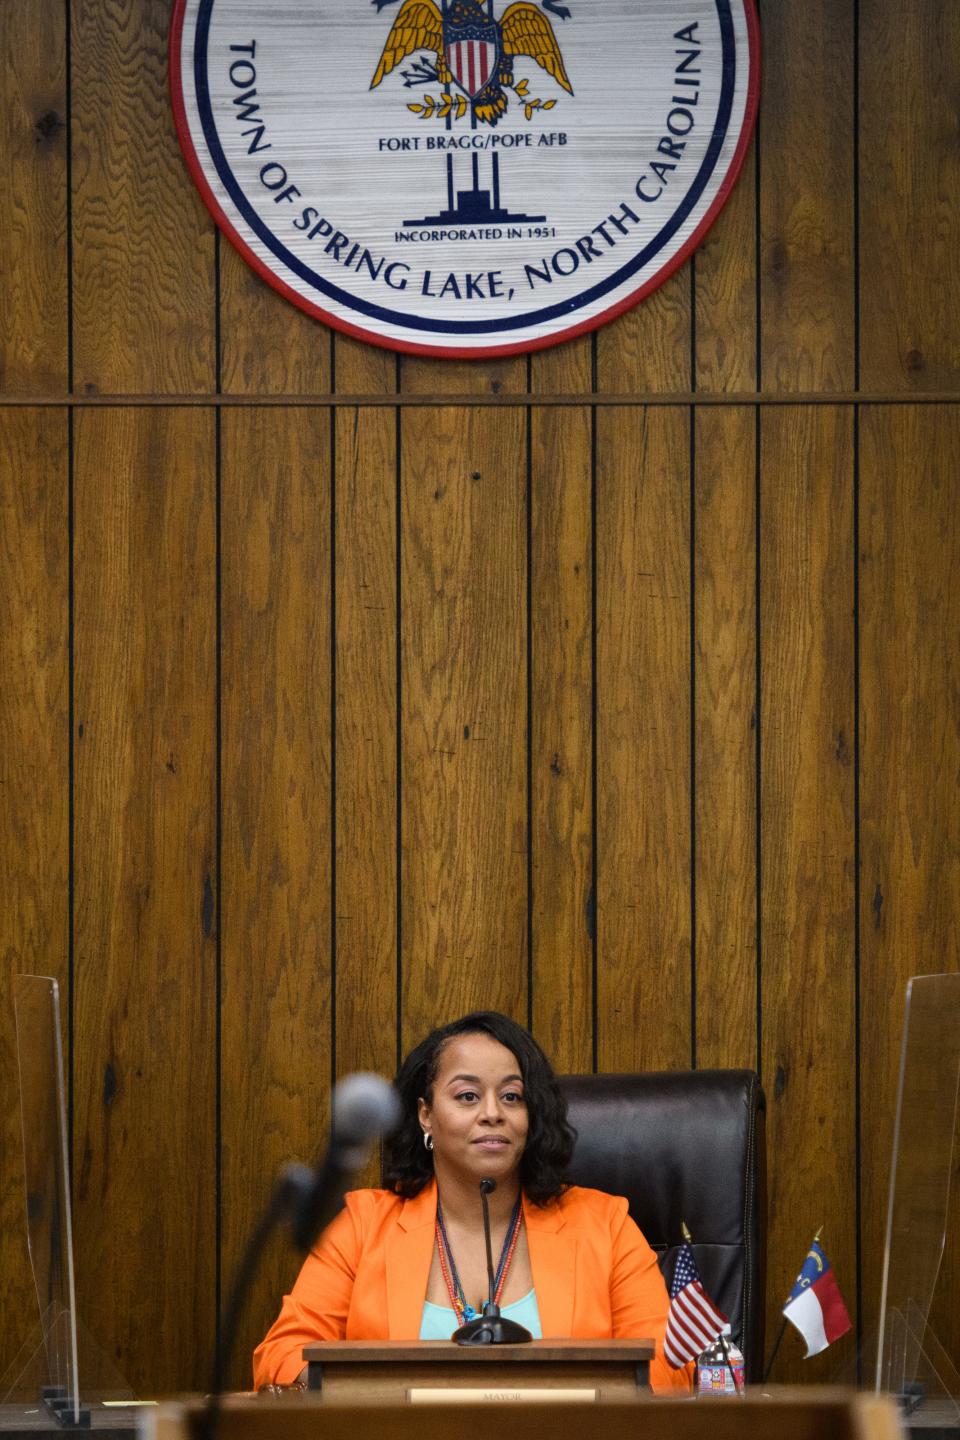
172, 0, 759, 357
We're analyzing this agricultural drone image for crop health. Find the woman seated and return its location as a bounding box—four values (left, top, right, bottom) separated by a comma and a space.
253, 1011, 691, 1393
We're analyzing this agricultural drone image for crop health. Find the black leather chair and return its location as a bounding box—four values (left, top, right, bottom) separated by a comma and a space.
559, 1070, 766, 1380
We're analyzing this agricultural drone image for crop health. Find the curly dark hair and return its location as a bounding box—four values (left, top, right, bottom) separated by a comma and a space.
382, 1011, 576, 1206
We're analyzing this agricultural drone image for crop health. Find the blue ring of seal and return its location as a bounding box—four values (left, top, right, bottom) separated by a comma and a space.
192, 1, 737, 335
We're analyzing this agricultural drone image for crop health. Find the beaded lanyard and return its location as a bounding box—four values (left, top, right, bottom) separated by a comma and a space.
434, 1194, 523, 1324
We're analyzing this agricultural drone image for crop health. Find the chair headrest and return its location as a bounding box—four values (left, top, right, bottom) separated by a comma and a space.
558, 1070, 765, 1251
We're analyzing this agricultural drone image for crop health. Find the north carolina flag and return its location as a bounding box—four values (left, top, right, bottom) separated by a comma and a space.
782, 1239, 852, 1357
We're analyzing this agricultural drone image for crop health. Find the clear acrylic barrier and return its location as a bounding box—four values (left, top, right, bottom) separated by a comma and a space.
883, 1303, 960, 1423
875, 972, 960, 1409
8, 974, 82, 1424
2, 977, 134, 1417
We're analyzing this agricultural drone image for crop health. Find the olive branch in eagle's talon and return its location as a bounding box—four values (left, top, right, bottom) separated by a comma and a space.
407, 92, 468, 119
508, 78, 556, 119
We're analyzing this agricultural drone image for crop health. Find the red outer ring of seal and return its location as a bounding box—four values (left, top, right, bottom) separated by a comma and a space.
169, 1, 761, 360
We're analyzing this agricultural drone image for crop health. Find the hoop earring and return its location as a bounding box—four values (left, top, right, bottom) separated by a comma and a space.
423, 1132, 434, 1151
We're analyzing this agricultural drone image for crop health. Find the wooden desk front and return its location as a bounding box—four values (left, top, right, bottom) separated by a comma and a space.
302, 1338, 654, 1402
156, 1390, 904, 1440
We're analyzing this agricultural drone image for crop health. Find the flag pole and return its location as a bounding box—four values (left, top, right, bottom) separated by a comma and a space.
761, 1319, 786, 1384
762, 1226, 824, 1383
683, 1221, 741, 1394
680, 1221, 696, 1396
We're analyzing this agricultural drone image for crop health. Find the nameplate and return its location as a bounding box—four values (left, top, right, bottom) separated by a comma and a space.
408, 1387, 597, 1403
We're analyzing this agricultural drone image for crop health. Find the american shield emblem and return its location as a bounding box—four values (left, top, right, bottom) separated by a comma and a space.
444, 23, 500, 98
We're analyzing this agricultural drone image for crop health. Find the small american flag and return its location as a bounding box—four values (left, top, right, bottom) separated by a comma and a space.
663, 1241, 729, 1368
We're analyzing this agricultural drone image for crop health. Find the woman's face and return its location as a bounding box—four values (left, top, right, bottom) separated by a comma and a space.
418, 1031, 529, 1187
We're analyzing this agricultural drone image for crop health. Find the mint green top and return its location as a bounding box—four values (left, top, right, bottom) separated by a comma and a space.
418, 1289, 543, 1340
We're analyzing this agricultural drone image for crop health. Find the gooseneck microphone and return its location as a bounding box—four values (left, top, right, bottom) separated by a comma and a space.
209, 1073, 401, 1411
453, 1177, 532, 1345
481, 1177, 498, 1302
290, 1072, 402, 1251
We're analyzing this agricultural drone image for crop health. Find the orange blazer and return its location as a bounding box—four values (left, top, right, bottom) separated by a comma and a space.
253, 1181, 691, 1394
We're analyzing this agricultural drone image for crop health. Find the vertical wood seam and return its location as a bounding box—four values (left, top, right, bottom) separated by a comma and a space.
753, 10, 762, 394
394, 404, 403, 1071
690, 258, 697, 394
67, 405, 76, 1158
66, 0, 76, 1178
525, 405, 533, 1034
214, 237, 222, 395
526, 349, 533, 1034
589, 402, 598, 1074
215, 404, 223, 1344
65, 0, 74, 394
753, 405, 762, 1077
330, 406, 338, 1085
689, 404, 697, 1069
852, 402, 863, 1370
853, 0, 861, 391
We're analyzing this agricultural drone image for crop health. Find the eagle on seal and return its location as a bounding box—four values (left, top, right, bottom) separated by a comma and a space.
370, 0, 572, 126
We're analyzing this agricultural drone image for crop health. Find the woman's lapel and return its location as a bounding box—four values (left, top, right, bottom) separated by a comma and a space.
384, 1183, 577, 1339
524, 1194, 576, 1338
385, 1180, 437, 1339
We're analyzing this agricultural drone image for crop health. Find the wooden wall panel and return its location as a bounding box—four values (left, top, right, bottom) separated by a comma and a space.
694, 149, 758, 393
331, 364, 399, 1113
860, 7, 960, 390
72, 408, 216, 1394
760, 2, 855, 391
595, 407, 691, 1072
399, 355, 526, 396
219, 247, 333, 394
5, 0, 960, 1401
693, 407, 757, 1068
759, 406, 856, 1382
334, 336, 397, 396
859, 405, 960, 1362
596, 272, 692, 394
334, 406, 398, 1084
530, 337, 592, 395
530, 406, 593, 1074
400, 407, 527, 1049
0, 411, 69, 1378
0, 4, 67, 393
220, 408, 333, 1387
72, 0, 215, 393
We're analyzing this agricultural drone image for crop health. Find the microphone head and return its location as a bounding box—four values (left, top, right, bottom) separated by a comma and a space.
333, 1072, 402, 1144
479, 1178, 497, 1195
